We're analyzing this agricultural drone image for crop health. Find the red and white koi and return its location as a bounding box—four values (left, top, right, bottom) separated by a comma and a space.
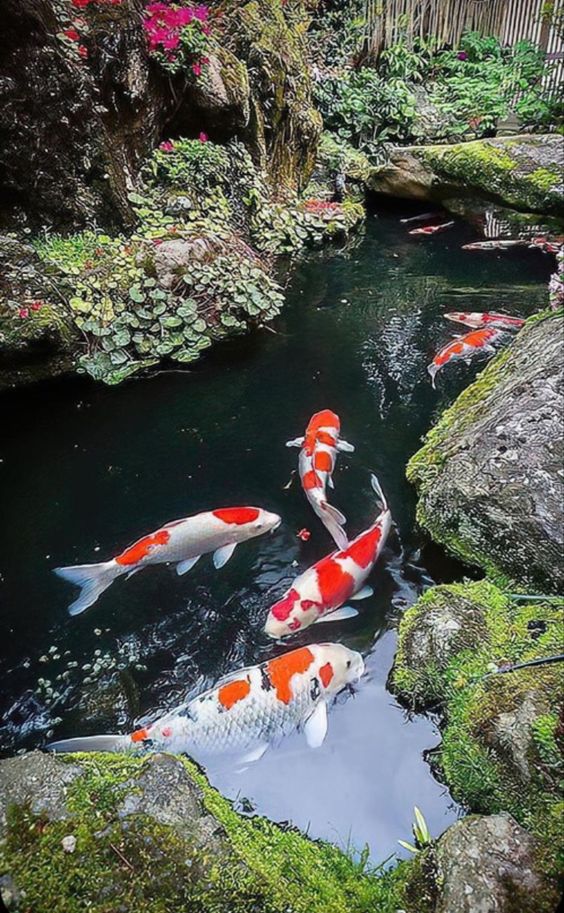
409, 221, 455, 236
286, 409, 354, 550
428, 327, 505, 388
54, 506, 281, 616
265, 475, 391, 638
529, 236, 562, 255
48, 643, 365, 760
445, 311, 525, 332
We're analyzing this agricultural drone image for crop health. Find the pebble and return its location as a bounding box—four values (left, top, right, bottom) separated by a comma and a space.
62, 835, 77, 854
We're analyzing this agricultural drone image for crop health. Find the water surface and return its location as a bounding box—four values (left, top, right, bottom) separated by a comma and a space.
0, 207, 551, 862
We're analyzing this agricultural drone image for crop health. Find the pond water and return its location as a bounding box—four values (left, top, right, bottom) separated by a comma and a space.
0, 205, 552, 863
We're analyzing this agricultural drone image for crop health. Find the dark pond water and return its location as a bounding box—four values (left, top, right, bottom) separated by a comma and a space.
0, 206, 552, 863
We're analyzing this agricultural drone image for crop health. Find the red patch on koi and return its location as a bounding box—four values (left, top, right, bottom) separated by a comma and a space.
303, 469, 322, 490
212, 507, 260, 525
271, 588, 300, 621
116, 529, 170, 566
315, 558, 355, 606
267, 647, 314, 703
319, 662, 334, 687
161, 727, 172, 738
218, 678, 251, 710
346, 525, 382, 569
131, 727, 150, 743
314, 451, 333, 472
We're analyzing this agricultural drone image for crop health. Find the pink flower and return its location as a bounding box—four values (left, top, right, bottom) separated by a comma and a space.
31, 301, 44, 311
192, 62, 202, 76
194, 5, 209, 21
159, 140, 174, 152
71, 0, 91, 8
458, 51, 468, 61
200, 56, 210, 65
198, 131, 208, 142
63, 28, 80, 41
78, 44, 89, 58
19, 308, 30, 319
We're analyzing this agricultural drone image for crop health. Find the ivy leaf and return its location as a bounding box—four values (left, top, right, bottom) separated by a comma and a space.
129, 287, 145, 303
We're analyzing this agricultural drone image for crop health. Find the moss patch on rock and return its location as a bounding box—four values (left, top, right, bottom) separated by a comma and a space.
392, 580, 564, 880
0, 751, 410, 913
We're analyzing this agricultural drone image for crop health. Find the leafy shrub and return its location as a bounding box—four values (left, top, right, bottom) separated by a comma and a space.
145, 138, 230, 194
143, 2, 211, 76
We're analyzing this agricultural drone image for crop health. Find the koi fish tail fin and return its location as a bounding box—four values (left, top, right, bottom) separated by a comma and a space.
320, 501, 348, 549
47, 734, 128, 754
53, 561, 121, 616
370, 474, 388, 513
427, 363, 440, 389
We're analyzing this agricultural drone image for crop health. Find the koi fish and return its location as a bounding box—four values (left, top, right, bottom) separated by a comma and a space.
409, 221, 455, 236
428, 327, 505, 388
529, 237, 562, 255
400, 211, 443, 225
48, 643, 365, 761
54, 506, 281, 616
286, 410, 354, 550
462, 240, 528, 251
445, 311, 525, 331
265, 475, 391, 638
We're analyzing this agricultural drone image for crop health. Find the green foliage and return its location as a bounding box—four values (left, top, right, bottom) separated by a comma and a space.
146, 139, 230, 194
316, 31, 561, 158
398, 807, 432, 855
532, 713, 562, 770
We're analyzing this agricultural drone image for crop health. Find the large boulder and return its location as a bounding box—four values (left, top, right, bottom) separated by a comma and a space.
434, 813, 559, 913
367, 135, 564, 217
407, 313, 564, 593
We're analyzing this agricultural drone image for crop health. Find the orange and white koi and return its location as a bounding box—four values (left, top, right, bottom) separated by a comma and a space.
265, 475, 391, 638
47, 643, 365, 760
428, 327, 505, 388
286, 410, 354, 550
529, 236, 563, 255
445, 311, 525, 331
54, 506, 281, 616
409, 221, 455, 236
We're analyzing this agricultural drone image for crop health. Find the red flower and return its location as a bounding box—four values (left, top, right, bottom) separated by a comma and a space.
71, 0, 91, 7
192, 62, 202, 76
296, 528, 311, 542
19, 308, 30, 319
159, 140, 174, 152
63, 28, 80, 41
198, 131, 208, 143
78, 44, 89, 58
31, 301, 44, 311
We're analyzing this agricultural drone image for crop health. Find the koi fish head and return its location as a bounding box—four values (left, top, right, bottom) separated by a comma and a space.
306, 410, 340, 436
312, 643, 365, 694
444, 311, 484, 329
212, 507, 281, 539
264, 587, 311, 639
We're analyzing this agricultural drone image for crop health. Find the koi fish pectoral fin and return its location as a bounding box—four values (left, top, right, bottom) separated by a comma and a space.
314, 605, 359, 623
236, 742, 269, 766
328, 474, 335, 490
176, 555, 201, 576
213, 543, 237, 569
304, 700, 328, 749
286, 437, 305, 448
350, 585, 374, 601
336, 439, 355, 453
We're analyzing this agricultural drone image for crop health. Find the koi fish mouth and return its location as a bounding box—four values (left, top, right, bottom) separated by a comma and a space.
270, 518, 282, 533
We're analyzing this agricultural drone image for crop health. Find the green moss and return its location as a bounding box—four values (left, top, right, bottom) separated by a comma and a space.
419, 139, 563, 215
0, 752, 411, 913
393, 580, 564, 877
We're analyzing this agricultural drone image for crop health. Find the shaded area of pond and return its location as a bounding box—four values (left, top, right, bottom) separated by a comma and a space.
0, 206, 552, 862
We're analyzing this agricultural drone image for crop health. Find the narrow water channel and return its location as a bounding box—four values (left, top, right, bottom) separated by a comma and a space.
0, 206, 551, 862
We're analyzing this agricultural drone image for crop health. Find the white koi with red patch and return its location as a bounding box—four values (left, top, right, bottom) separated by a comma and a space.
48, 643, 365, 760
409, 221, 455, 236
462, 240, 528, 251
286, 409, 354, 549
54, 506, 281, 616
428, 327, 506, 388
445, 312, 525, 332
265, 475, 391, 638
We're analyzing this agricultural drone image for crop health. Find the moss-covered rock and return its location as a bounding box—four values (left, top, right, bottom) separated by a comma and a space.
0, 751, 409, 913
407, 311, 564, 592
367, 135, 564, 217
392, 579, 564, 885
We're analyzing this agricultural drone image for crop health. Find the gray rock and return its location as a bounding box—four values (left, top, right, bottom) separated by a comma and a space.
408, 314, 564, 593
487, 690, 550, 785
367, 134, 564, 217
0, 752, 83, 837
435, 813, 559, 913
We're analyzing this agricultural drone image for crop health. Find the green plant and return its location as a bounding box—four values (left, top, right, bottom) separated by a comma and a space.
398, 807, 432, 855
145, 139, 230, 194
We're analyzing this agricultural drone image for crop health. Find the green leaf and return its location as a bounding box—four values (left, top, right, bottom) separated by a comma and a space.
160, 316, 183, 329
397, 840, 418, 854
129, 287, 145, 304
110, 349, 129, 366
193, 318, 207, 333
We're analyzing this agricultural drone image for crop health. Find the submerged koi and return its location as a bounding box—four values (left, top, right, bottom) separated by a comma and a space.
286, 410, 354, 550
54, 506, 281, 616
48, 643, 365, 761
409, 221, 455, 236
428, 327, 505, 388
529, 237, 562, 255
462, 240, 528, 251
265, 475, 391, 638
445, 311, 525, 331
